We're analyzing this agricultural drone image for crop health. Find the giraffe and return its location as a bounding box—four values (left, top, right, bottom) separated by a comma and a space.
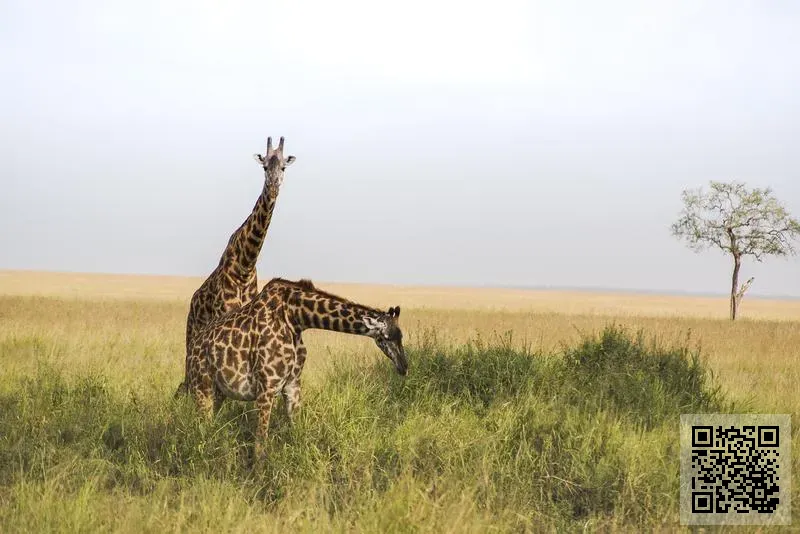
185, 277, 407, 455
175, 137, 296, 398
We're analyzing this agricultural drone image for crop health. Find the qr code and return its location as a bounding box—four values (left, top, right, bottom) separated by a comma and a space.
681, 414, 791, 526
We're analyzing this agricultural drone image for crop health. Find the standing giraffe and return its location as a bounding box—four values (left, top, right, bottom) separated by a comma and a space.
175, 137, 296, 397
186, 277, 407, 455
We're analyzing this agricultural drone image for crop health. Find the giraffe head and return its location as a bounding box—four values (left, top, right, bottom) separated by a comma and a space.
363, 306, 407, 376
252, 136, 296, 189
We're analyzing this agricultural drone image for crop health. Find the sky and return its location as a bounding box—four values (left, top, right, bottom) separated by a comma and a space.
2, 0, 799, 297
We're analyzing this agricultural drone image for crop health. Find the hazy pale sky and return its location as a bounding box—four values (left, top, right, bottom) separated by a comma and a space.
2, 0, 799, 296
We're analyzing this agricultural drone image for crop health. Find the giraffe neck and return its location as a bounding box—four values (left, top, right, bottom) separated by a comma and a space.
222, 176, 280, 278
284, 287, 384, 336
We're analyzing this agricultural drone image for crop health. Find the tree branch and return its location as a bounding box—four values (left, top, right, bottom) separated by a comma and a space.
736, 277, 754, 300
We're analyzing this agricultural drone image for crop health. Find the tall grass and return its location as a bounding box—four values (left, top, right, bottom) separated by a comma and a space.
0, 325, 731, 532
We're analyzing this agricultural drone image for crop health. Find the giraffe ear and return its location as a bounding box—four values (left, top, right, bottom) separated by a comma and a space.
284, 155, 296, 167
253, 154, 265, 165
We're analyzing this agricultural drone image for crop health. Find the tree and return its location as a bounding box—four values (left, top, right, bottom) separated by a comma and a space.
671, 181, 800, 320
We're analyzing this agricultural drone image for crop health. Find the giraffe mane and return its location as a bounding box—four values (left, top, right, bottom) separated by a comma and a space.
267, 277, 386, 315
297, 278, 316, 290
268, 277, 315, 290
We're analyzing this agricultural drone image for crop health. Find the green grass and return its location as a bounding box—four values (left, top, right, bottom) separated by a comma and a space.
0, 325, 738, 532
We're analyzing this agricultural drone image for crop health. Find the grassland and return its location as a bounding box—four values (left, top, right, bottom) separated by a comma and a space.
1, 271, 799, 532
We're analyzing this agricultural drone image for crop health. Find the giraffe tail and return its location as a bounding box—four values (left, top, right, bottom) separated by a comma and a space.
173, 381, 188, 399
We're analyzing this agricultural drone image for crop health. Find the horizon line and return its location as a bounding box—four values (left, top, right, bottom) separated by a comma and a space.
2, 268, 798, 301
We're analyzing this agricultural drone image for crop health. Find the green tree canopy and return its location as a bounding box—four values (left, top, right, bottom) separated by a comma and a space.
671, 180, 800, 320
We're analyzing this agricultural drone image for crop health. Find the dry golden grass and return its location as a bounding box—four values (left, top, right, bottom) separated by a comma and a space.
3, 269, 800, 320
2, 270, 799, 417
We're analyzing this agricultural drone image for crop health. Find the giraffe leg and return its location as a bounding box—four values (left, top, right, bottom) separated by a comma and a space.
282, 378, 302, 422
254, 382, 279, 459
212, 383, 226, 414
173, 381, 187, 399
188, 342, 215, 421
254, 341, 284, 458
192, 380, 215, 421
282, 334, 307, 422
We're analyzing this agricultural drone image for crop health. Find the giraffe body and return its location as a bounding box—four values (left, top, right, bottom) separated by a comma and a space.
186, 277, 406, 454
177, 137, 296, 397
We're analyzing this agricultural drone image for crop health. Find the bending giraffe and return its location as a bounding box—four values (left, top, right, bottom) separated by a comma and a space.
185, 277, 407, 455
176, 137, 296, 397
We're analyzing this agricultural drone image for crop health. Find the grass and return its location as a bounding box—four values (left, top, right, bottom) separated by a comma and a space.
1, 325, 724, 532
0, 272, 799, 532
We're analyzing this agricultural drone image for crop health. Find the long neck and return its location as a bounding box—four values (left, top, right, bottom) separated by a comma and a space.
286, 290, 384, 336
222, 177, 279, 276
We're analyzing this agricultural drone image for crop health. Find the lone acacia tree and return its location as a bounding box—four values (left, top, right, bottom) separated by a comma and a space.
671, 181, 800, 320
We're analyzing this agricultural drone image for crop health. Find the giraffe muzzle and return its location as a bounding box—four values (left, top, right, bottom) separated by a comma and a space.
393, 348, 408, 376
376, 337, 407, 376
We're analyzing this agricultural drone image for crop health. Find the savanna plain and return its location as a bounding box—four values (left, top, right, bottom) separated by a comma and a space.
1, 271, 799, 533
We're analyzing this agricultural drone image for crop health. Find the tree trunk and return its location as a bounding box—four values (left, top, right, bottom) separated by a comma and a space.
730, 255, 741, 321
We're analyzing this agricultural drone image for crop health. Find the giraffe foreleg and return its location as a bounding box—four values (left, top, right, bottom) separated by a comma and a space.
192, 383, 215, 421
282, 334, 308, 422
212, 384, 226, 414
188, 337, 216, 421
254, 382, 279, 459
282, 378, 302, 422
253, 344, 283, 458
173, 381, 187, 399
